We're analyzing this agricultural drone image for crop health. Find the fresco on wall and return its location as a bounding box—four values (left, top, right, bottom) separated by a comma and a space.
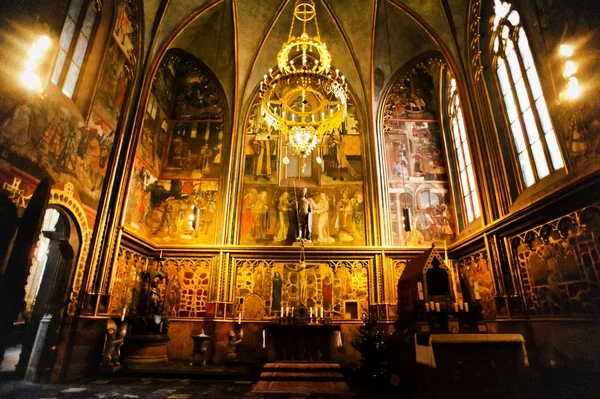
113, 0, 135, 61
163, 121, 223, 179
124, 158, 218, 245
173, 68, 224, 120
383, 59, 456, 247
240, 96, 366, 246
137, 94, 168, 174
152, 57, 176, 115
0, 99, 114, 207
234, 261, 369, 320
457, 250, 497, 319
512, 206, 600, 316
94, 40, 130, 129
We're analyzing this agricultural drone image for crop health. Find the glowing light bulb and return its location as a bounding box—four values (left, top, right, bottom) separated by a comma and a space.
563, 60, 577, 78
565, 77, 581, 100
559, 44, 574, 58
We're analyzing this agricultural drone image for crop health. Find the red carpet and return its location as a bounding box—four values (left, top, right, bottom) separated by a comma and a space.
252, 362, 350, 394
252, 380, 350, 393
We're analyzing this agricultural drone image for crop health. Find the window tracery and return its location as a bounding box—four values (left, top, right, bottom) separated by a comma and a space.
447, 77, 480, 224
491, 0, 563, 188
51, 0, 101, 99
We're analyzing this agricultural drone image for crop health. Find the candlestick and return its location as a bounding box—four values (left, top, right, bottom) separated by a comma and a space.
417, 282, 424, 301
464, 302, 469, 312
435, 303, 440, 312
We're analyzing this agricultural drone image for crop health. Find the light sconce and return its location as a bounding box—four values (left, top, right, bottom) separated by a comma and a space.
21, 35, 52, 95
559, 43, 581, 101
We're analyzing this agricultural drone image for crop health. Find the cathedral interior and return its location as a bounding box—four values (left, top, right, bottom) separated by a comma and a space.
0, 0, 599, 397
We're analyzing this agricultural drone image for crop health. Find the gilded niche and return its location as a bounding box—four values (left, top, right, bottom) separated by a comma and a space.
234, 261, 369, 320
124, 51, 225, 245
240, 91, 366, 246
382, 58, 456, 247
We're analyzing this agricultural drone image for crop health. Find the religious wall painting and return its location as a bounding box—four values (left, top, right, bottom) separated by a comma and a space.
159, 258, 212, 318
0, 98, 114, 208
94, 40, 130, 128
383, 59, 455, 247
234, 261, 369, 320
162, 121, 223, 179
243, 101, 279, 185
512, 208, 600, 315
152, 58, 176, 115
457, 251, 497, 320
124, 161, 218, 245
173, 68, 224, 121
239, 185, 365, 246
113, 0, 135, 61
137, 94, 168, 174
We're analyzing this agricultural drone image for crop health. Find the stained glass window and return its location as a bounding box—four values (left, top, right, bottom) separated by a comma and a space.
491, 0, 563, 188
448, 77, 480, 224
51, 0, 99, 99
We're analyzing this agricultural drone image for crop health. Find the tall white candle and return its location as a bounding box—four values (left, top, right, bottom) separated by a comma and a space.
286, 306, 289, 317
262, 330, 266, 348
454, 302, 459, 313
310, 307, 313, 318
121, 306, 127, 321
459, 301, 464, 311
425, 303, 430, 312
417, 282, 424, 301
321, 307, 324, 318
464, 302, 469, 312
430, 301, 434, 310
280, 306, 283, 316
435, 303, 441, 312
238, 312, 242, 324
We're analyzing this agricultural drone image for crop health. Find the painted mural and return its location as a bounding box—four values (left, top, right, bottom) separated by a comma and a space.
124, 158, 219, 244
137, 93, 168, 174
511, 206, 600, 316
234, 261, 369, 320
113, 0, 136, 62
94, 40, 130, 129
457, 250, 497, 319
0, 99, 114, 208
240, 97, 366, 246
383, 59, 456, 246
124, 51, 226, 245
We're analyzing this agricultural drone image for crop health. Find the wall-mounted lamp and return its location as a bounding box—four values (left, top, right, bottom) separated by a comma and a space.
559, 43, 581, 100
21, 35, 52, 95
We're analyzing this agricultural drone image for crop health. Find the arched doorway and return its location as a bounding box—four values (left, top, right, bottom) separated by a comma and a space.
0, 206, 81, 381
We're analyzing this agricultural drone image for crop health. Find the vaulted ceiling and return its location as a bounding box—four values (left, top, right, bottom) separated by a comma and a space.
141, 0, 470, 122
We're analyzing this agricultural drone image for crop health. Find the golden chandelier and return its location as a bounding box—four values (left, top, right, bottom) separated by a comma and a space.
259, 0, 348, 169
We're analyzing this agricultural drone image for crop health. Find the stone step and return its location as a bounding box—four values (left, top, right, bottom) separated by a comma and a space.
259, 370, 345, 380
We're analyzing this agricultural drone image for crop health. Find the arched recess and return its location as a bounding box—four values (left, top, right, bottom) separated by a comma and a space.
237, 61, 368, 247
122, 49, 229, 247
47, 183, 92, 316
378, 52, 457, 248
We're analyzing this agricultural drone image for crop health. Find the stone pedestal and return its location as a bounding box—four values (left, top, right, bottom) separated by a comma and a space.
122, 334, 170, 365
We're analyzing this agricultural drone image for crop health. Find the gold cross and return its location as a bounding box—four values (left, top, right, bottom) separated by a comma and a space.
3, 177, 31, 208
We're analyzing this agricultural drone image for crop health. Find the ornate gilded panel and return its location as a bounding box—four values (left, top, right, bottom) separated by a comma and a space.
233, 260, 369, 320
109, 247, 147, 316
457, 249, 497, 319
510, 206, 600, 315
159, 257, 213, 317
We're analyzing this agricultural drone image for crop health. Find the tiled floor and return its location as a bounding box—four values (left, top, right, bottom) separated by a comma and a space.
0, 378, 360, 399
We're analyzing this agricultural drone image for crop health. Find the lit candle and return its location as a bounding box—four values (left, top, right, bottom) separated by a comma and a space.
238, 312, 242, 324
321, 307, 324, 318
280, 306, 283, 316
286, 306, 289, 317
454, 302, 459, 313
121, 306, 127, 321
417, 282, 424, 301
310, 307, 313, 318
435, 303, 440, 312
425, 303, 430, 312
464, 302, 469, 312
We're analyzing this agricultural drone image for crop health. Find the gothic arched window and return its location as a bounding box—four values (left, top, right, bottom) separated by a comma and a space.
51, 0, 100, 99
491, 0, 563, 188
448, 77, 480, 223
